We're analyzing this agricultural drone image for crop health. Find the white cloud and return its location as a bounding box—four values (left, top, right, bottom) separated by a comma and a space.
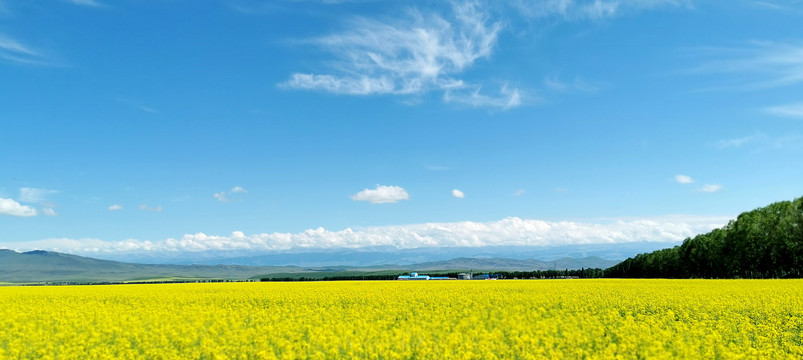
716, 134, 763, 149
674, 174, 694, 184
512, 0, 690, 20
514, 189, 526, 196
16, 188, 58, 215
214, 186, 247, 202
1, 215, 732, 255
765, 102, 803, 118
715, 133, 801, 150
280, 0, 687, 108
281, 1, 523, 109
0, 35, 37, 56
283, 74, 397, 95
750, 1, 803, 13
543, 75, 600, 93
0, 197, 37, 217
0, 33, 52, 66
138, 204, 163, 212
108, 204, 123, 211
452, 189, 465, 198
689, 41, 803, 91
443, 84, 523, 110
19, 187, 58, 203
698, 184, 722, 193
213, 192, 229, 203
351, 185, 409, 204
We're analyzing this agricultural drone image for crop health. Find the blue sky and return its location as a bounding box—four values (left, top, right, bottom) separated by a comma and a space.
1, 0, 801, 260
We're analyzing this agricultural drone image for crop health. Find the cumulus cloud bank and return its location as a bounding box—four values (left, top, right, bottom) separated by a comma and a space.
1, 215, 732, 255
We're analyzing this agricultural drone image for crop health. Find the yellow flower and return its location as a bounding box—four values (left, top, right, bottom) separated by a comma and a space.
0, 280, 801, 359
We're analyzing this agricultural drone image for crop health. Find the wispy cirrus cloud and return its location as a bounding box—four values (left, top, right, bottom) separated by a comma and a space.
68, 0, 104, 7
716, 134, 764, 149
765, 102, 803, 118
117, 98, 159, 114
715, 132, 801, 150
750, 1, 803, 13
512, 0, 691, 20
281, 1, 522, 109
0, 33, 52, 66
444, 84, 523, 109
19, 187, 58, 203
138, 204, 163, 213
18, 187, 59, 216
280, 0, 689, 109
689, 41, 803, 91
543, 74, 600, 93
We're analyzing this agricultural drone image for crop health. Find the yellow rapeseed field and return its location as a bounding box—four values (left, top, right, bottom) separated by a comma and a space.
0, 280, 801, 359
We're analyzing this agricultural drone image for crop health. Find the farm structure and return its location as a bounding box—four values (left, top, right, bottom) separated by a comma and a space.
396, 272, 501, 280
397, 273, 453, 280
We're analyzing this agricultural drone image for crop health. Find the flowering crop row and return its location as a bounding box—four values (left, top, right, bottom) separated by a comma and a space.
1, 280, 801, 359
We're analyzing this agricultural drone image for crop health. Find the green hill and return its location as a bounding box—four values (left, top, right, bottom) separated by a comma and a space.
0, 250, 301, 283
0, 249, 614, 284
605, 196, 803, 278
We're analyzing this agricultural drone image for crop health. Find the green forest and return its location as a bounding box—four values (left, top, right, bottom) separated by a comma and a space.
605, 196, 803, 279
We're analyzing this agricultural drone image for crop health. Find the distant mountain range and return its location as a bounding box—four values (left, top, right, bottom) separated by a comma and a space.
0, 249, 617, 283
404, 257, 616, 271
84, 242, 675, 267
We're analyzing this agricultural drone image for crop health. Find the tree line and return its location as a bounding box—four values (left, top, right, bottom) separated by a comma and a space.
605, 196, 803, 278
260, 268, 606, 282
